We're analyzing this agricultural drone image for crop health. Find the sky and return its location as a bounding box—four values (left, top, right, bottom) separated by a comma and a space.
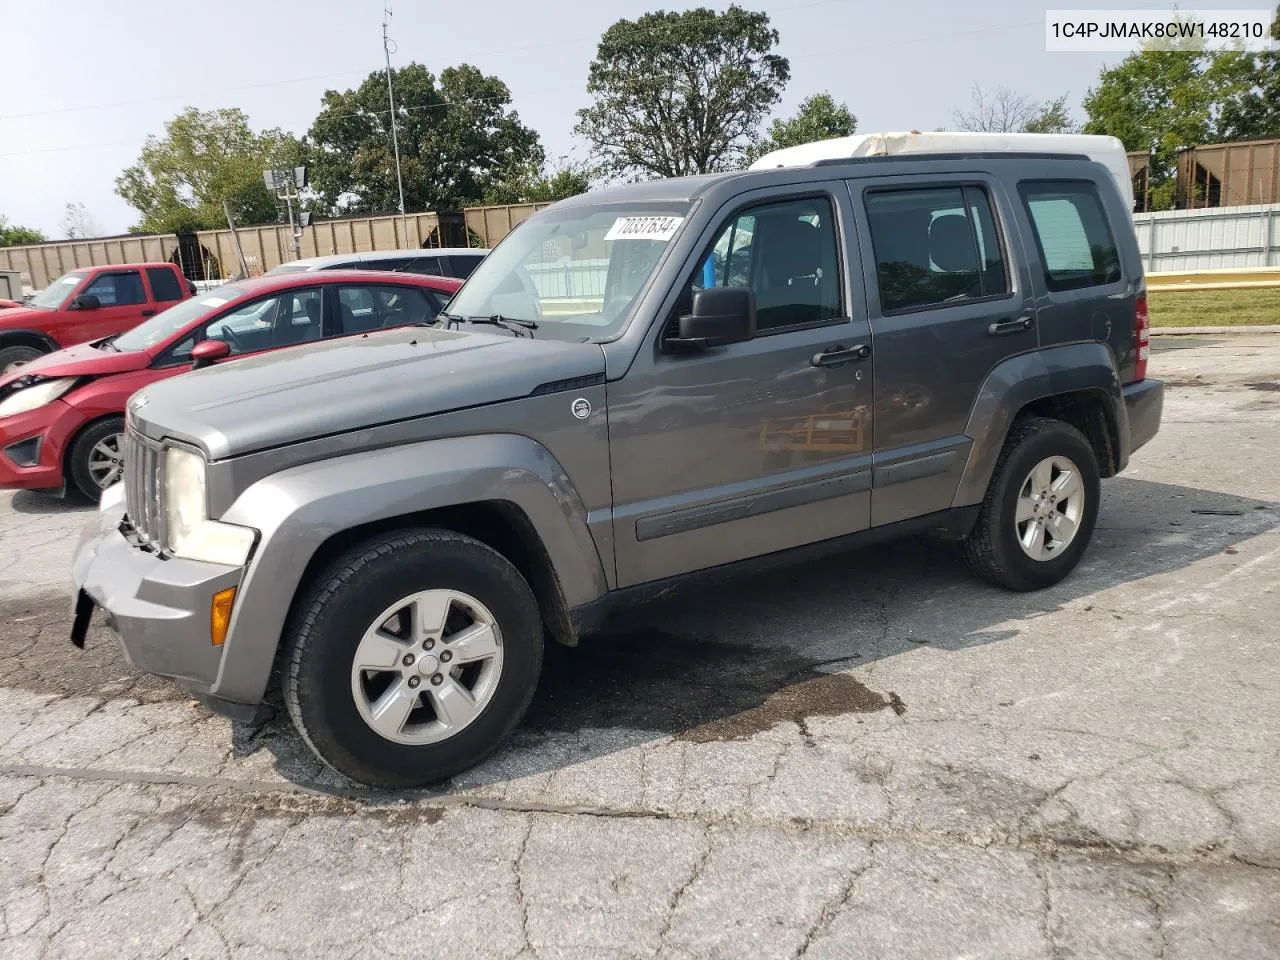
0, 0, 1257, 237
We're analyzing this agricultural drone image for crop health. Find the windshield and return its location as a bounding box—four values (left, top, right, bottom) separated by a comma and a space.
446, 201, 692, 340
30, 271, 88, 309
113, 286, 247, 352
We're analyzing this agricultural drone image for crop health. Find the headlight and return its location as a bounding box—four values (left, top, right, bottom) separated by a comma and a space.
163, 446, 256, 566
0, 377, 77, 417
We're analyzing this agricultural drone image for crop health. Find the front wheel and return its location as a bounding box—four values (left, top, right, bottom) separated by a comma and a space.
66, 416, 126, 502
0, 344, 46, 375
961, 416, 1100, 591
283, 528, 544, 788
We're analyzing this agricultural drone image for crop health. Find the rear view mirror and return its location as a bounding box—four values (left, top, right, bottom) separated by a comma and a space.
673, 287, 756, 349
190, 338, 231, 370
71, 294, 100, 311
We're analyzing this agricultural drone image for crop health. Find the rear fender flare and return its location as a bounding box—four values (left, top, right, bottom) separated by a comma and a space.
212, 433, 608, 706
951, 342, 1128, 507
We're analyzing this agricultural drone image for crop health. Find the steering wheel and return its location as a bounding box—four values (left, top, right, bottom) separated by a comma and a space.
217, 327, 243, 353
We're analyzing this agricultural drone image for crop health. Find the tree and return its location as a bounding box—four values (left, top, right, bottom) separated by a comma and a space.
307, 63, 543, 214
482, 156, 593, 205
952, 86, 1076, 134
61, 202, 102, 240
746, 93, 856, 163
1216, 4, 1280, 139
576, 6, 790, 179
0, 217, 46, 247
116, 107, 303, 234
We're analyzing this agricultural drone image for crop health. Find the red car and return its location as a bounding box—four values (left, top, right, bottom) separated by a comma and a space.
0, 262, 195, 373
0, 270, 461, 500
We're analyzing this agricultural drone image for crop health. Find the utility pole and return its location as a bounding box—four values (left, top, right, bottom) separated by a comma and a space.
383, 4, 410, 245
263, 166, 308, 261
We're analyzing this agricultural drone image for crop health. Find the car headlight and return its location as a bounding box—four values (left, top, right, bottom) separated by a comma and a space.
0, 377, 77, 417
163, 446, 256, 566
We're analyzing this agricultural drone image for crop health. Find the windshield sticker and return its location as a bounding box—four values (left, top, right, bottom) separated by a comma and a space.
198, 296, 229, 307
605, 216, 684, 242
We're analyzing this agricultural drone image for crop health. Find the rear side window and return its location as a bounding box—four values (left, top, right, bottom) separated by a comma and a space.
448, 255, 483, 279
335, 284, 436, 333
147, 267, 184, 302
865, 186, 1009, 314
1019, 182, 1121, 291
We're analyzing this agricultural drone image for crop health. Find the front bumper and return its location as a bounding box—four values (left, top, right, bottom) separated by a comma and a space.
0, 399, 84, 491
71, 503, 244, 703
1123, 378, 1163, 455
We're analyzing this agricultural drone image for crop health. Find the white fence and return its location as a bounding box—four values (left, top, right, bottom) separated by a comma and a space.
1134, 203, 1280, 272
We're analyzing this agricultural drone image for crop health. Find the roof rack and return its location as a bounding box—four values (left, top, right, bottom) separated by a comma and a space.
809, 151, 1091, 168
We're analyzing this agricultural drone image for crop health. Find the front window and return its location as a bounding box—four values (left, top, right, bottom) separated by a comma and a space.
83, 271, 146, 307
446, 202, 692, 340
113, 286, 247, 352
30, 271, 87, 309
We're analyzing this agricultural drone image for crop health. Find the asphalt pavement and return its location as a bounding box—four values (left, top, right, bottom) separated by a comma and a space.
1, 335, 1278, 959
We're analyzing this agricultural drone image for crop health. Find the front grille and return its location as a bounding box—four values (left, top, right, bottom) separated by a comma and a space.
123, 428, 164, 549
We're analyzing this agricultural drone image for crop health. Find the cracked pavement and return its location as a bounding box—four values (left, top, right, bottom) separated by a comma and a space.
2, 334, 1279, 958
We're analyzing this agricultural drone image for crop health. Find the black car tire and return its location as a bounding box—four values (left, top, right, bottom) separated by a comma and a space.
0, 344, 46, 375
962, 416, 1101, 592
283, 527, 544, 789
66, 416, 126, 502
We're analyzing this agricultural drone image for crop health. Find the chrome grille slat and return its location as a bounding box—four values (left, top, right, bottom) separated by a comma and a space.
123, 427, 164, 549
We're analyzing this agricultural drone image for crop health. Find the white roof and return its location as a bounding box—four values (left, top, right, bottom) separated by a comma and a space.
749, 131, 1134, 212
287, 247, 489, 270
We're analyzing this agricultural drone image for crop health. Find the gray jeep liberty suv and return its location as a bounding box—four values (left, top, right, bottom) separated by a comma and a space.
71, 151, 1163, 787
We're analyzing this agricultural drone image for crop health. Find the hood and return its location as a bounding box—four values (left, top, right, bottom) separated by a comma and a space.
0, 339, 150, 390
131, 325, 607, 459
0, 306, 45, 328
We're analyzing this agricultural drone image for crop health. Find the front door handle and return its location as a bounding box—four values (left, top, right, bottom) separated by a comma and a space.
988, 316, 1034, 336
811, 343, 871, 367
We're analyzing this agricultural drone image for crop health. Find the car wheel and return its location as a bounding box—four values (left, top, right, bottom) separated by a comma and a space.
66, 416, 126, 502
283, 528, 544, 788
0, 345, 46, 375
961, 416, 1100, 592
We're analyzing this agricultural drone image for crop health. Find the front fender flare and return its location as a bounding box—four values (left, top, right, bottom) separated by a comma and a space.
951, 342, 1127, 507
211, 433, 608, 706
0, 329, 59, 352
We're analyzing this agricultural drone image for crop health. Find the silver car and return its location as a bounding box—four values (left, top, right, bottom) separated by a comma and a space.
267, 247, 488, 280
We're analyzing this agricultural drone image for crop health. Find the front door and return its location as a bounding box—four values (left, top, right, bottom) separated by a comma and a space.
849, 175, 1039, 526
76, 269, 151, 341
609, 188, 875, 587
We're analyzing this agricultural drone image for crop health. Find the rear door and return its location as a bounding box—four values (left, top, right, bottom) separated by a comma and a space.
76, 269, 151, 340
849, 173, 1039, 526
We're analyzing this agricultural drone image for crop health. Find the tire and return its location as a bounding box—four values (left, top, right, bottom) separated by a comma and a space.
283, 528, 544, 789
961, 416, 1100, 592
0, 344, 46, 375
66, 416, 126, 502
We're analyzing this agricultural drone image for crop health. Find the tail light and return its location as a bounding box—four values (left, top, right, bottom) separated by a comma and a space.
1134, 295, 1150, 381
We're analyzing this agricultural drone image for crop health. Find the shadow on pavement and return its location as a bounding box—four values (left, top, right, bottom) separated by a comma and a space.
3, 475, 1276, 796
8, 489, 94, 516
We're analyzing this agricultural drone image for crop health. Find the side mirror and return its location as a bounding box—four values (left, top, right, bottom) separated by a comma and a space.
190, 338, 231, 370
672, 287, 756, 349
71, 294, 100, 311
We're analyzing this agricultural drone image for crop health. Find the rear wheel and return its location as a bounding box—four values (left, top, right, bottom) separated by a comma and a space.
283, 528, 543, 788
66, 416, 126, 502
0, 344, 46, 375
961, 416, 1100, 591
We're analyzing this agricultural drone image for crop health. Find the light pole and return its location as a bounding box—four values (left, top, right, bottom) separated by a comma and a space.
383, 4, 410, 245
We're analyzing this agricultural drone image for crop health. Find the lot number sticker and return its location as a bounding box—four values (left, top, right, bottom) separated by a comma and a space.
605, 216, 684, 242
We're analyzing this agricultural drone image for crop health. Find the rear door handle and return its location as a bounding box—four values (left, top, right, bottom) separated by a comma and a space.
140, 308, 157, 317
811, 343, 871, 367
988, 316, 1034, 336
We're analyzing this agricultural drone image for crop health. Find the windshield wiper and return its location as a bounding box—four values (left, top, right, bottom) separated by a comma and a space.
430, 311, 462, 329
463, 314, 538, 338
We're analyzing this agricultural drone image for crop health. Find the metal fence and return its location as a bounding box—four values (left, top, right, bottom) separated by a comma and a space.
1134, 202, 1280, 272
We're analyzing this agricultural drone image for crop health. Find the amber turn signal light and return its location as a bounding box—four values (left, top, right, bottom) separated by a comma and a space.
211, 587, 237, 646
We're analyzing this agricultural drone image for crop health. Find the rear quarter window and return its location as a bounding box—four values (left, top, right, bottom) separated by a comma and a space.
1019, 181, 1122, 292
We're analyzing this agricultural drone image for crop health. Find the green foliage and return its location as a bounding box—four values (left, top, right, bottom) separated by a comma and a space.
746, 93, 856, 164
482, 157, 593, 205
576, 5, 790, 178
1022, 95, 1077, 134
1216, 5, 1280, 139
0, 217, 46, 247
307, 63, 543, 214
116, 107, 302, 234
